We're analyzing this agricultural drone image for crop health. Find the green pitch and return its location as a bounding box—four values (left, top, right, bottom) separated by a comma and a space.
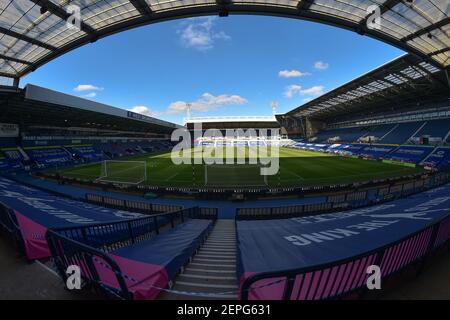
54, 147, 424, 188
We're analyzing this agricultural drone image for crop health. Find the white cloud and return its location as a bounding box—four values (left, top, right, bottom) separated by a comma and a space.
278, 70, 310, 78
167, 93, 248, 115
83, 92, 97, 98
301, 85, 324, 96
128, 106, 161, 117
283, 85, 302, 98
314, 61, 329, 70
74, 84, 103, 92
178, 17, 231, 51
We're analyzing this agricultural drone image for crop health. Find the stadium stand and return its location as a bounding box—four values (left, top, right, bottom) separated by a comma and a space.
0, 177, 145, 259
357, 144, 396, 159
0, 147, 25, 171
411, 119, 450, 142
379, 121, 426, 144
312, 121, 433, 145
67, 146, 106, 162
313, 127, 366, 143
238, 184, 450, 299
422, 148, 450, 169
25, 147, 73, 169
46, 208, 214, 300
0, 0, 449, 301
362, 124, 397, 141
236, 173, 449, 220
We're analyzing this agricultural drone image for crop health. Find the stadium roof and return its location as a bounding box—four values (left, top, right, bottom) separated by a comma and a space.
186, 116, 278, 124
0, 0, 449, 80
185, 116, 280, 129
285, 53, 450, 121
25, 84, 180, 128
0, 84, 180, 133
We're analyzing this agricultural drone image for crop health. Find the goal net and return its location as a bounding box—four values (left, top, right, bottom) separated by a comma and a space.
97, 160, 147, 184
204, 164, 268, 187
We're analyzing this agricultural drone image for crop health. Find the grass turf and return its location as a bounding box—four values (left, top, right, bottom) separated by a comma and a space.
54, 147, 424, 188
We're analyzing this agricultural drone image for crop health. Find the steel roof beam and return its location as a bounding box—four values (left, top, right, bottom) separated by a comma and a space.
0, 53, 32, 65
217, 0, 232, 17
29, 0, 96, 35
297, 0, 314, 12
428, 47, 450, 57
129, 0, 153, 16
401, 17, 450, 43
358, 0, 402, 34
0, 71, 17, 78
0, 26, 56, 51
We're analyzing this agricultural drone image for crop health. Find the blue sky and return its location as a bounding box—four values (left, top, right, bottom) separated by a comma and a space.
22, 15, 404, 125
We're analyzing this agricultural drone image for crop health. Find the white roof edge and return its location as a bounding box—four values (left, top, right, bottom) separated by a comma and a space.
185, 116, 278, 124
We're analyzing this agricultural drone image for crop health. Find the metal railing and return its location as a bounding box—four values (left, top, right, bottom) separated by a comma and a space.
46, 207, 216, 299
86, 193, 183, 215
237, 172, 450, 220
240, 214, 450, 300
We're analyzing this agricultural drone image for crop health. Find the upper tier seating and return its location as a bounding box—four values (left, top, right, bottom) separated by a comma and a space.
379, 121, 425, 144
412, 119, 450, 141
314, 118, 450, 146
93, 140, 172, 158
0, 137, 18, 148
67, 146, 106, 162
314, 127, 366, 143
0, 149, 24, 171
362, 124, 397, 141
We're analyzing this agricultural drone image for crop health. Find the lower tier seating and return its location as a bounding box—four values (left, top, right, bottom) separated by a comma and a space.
237, 184, 450, 299
383, 145, 434, 164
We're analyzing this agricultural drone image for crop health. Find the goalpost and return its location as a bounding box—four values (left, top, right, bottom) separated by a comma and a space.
204, 164, 268, 187
96, 160, 147, 184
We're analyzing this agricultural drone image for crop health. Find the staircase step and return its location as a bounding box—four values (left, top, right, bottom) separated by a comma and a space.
198, 250, 236, 256
195, 252, 236, 257
202, 245, 236, 251
179, 273, 236, 281
189, 262, 236, 269
169, 283, 238, 299
185, 268, 236, 274
195, 255, 236, 261
207, 241, 235, 243
163, 220, 239, 300
175, 281, 238, 290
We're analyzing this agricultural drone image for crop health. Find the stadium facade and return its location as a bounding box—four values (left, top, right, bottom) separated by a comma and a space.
0, 0, 449, 301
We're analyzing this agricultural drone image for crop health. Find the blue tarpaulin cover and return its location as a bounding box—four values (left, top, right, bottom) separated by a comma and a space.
95, 219, 213, 300
238, 184, 450, 277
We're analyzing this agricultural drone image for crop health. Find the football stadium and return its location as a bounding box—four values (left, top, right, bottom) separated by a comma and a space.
0, 0, 450, 303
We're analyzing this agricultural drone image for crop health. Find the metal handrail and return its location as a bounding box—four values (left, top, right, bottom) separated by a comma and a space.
241, 214, 450, 300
